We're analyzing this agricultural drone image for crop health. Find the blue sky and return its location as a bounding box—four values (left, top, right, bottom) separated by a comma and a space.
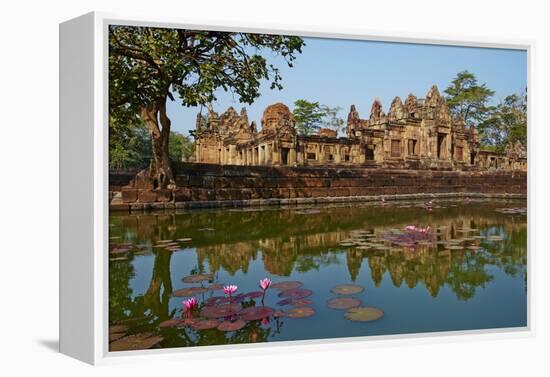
167, 36, 527, 136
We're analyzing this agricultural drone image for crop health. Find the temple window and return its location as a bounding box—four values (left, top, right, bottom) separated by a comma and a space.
455, 146, 463, 161
407, 139, 417, 156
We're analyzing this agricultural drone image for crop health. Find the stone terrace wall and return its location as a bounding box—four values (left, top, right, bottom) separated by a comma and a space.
113, 163, 526, 211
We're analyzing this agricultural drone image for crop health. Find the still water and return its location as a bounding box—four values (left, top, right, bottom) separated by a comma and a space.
108, 199, 527, 351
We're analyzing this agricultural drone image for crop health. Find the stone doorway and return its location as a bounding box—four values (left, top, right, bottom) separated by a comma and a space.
437, 133, 446, 159
281, 148, 290, 165
365, 145, 375, 161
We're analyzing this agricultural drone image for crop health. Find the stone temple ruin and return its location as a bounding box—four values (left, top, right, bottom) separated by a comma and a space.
194, 85, 526, 171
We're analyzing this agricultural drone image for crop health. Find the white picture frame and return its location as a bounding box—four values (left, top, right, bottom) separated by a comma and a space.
59, 11, 535, 365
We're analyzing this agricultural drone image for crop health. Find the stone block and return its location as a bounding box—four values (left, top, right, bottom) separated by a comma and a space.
121, 189, 138, 203
188, 175, 204, 187
157, 189, 172, 202
174, 187, 192, 202
110, 203, 130, 212
138, 189, 157, 203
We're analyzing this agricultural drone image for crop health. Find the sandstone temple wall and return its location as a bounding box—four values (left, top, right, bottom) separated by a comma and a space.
111, 163, 527, 211
192, 85, 526, 172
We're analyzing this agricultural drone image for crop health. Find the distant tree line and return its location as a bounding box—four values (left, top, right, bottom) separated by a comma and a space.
445, 71, 527, 153
109, 115, 195, 170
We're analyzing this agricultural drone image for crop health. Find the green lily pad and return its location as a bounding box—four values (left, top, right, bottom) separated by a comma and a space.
237, 306, 275, 321
290, 299, 312, 307
172, 287, 208, 297
109, 325, 128, 334
182, 273, 214, 283
244, 291, 264, 299
344, 307, 384, 322
109, 333, 164, 351
207, 284, 225, 291
286, 307, 316, 318
109, 332, 127, 342
159, 318, 186, 328
191, 319, 222, 330
201, 303, 242, 318
271, 281, 303, 291
217, 319, 246, 332
278, 288, 312, 299
331, 284, 364, 295
178, 318, 200, 327
327, 297, 361, 310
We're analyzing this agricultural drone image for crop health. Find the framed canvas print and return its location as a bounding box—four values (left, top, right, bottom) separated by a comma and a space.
60, 12, 532, 365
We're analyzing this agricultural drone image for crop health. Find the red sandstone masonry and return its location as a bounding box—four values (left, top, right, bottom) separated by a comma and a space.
113, 163, 526, 209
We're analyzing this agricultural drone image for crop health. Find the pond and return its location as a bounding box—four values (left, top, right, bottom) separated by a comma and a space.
108, 198, 527, 351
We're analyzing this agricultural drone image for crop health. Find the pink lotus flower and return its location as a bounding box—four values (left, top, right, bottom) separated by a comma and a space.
404, 225, 417, 232
223, 285, 238, 296
183, 297, 198, 312
259, 278, 272, 291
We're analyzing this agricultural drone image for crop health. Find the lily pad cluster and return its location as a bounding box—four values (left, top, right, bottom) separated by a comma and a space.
327, 283, 384, 323
270, 281, 317, 318
160, 276, 315, 335
109, 236, 193, 258
109, 329, 164, 351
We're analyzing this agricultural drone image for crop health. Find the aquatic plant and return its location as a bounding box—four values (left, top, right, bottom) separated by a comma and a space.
344, 307, 384, 322
260, 278, 272, 291
379, 225, 435, 250
183, 297, 198, 315
327, 297, 361, 310
223, 284, 238, 299
331, 284, 364, 295
271, 281, 302, 290
259, 277, 272, 305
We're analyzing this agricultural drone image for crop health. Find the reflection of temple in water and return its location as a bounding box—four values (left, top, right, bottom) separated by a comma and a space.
110, 200, 527, 301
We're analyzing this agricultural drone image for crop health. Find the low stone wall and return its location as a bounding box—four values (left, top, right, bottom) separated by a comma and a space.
112, 163, 527, 211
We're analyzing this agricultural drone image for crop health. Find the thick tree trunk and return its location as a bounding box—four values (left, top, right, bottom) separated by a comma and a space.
139, 100, 175, 190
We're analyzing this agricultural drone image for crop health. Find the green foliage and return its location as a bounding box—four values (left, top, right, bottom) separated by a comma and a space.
478, 90, 527, 152
109, 26, 304, 177
293, 101, 345, 136
444, 70, 495, 127
109, 114, 152, 170
319, 105, 345, 135
293, 100, 324, 135
109, 26, 305, 114
168, 132, 196, 162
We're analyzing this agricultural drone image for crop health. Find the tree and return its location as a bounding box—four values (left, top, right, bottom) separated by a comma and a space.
444, 71, 495, 127
109, 113, 152, 170
168, 132, 196, 162
319, 105, 345, 135
293, 100, 324, 135
109, 26, 304, 188
293, 101, 345, 136
478, 90, 527, 152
